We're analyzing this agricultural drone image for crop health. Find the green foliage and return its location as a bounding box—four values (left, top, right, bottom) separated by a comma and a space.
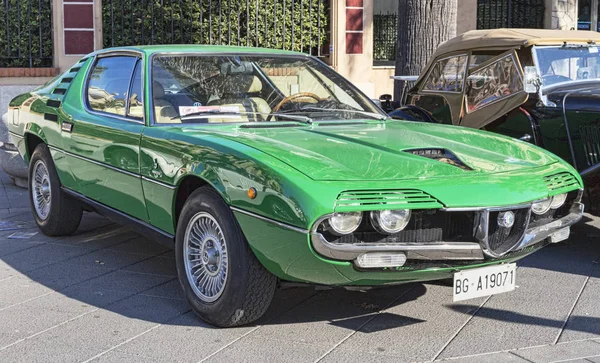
0, 0, 53, 68
103, 0, 328, 54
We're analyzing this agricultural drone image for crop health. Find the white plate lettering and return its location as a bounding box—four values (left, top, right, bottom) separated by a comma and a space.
453, 263, 516, 302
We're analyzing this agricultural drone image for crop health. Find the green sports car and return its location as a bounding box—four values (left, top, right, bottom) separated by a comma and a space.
6, 45, 584, 327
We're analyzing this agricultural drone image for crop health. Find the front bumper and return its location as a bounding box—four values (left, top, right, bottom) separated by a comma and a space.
310, 202, 584, 267
233, 203, 581, 286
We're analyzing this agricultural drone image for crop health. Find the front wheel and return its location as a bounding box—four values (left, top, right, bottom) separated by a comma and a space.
175, 186, 277, 327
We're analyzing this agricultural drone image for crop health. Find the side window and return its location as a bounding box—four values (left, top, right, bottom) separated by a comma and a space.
87, 56, 138, 117
423, 55, 467, 92
127, 61, 143, 119
465, 54, 523, 113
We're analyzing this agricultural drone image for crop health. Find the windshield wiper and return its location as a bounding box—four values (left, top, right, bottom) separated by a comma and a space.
284, 106, 389, 121
174, 110, 313, 124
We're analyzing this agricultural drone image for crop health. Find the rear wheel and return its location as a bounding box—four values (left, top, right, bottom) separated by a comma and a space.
28, 144, 83, 236
175, 186, 277, 327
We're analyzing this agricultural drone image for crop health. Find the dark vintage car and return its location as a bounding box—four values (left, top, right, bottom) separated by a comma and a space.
396, 29, 600, 212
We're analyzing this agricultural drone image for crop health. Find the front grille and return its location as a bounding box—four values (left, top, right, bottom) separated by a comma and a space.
579, 124, 600, 166
321, 210, 475, 244
486, 208, 529, 255
334, 189, 442, 212
543, 172, 579, 192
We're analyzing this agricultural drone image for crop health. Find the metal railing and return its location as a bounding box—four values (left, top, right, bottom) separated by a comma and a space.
373, 12, 397, 63
0, 0, 54, 68
103, 0, 330, 58
477, 0, 545, 29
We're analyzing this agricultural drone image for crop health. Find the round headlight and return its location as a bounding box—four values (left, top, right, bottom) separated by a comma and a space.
370, 209, 411, 234
550, 193, 567, 209
327, 212, 362, 235
532, 198, 552, 215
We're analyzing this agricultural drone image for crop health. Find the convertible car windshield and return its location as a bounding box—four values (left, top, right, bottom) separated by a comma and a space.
149, 54, 383, 124
534, 45, 600, 87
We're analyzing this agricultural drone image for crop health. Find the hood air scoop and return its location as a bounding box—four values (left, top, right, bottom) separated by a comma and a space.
405, 148, 473, 171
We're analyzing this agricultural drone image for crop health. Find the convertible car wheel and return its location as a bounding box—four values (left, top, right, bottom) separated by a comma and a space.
175, 186, 277, 327
28, 144, 83, 236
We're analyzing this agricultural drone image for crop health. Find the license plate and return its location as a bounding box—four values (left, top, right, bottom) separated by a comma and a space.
550, 227, 570, 243
453, 263, 516, 302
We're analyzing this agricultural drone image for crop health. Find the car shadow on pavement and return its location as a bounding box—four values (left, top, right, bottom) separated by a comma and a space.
0, 211, 430, 330
517, 214, 600, 277
255, 283, 428, 332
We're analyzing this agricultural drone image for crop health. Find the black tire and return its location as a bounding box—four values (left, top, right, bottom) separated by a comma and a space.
175, 186, 277, 327
28, 143, 83, 236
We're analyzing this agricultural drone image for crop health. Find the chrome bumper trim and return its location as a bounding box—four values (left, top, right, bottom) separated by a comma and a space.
310, 234, 484, 261
517, 202, 584, 250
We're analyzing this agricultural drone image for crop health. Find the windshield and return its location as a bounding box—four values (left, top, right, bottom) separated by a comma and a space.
151, 54, 383, 124
534, 45, 600, 88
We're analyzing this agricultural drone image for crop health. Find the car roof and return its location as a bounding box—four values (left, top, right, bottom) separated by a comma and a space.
92, 44, 307, 57
432, 28, 600, 58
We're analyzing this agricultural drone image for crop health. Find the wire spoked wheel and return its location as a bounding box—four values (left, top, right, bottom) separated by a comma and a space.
31, 160, 52, 220
184, 212, 229, 303
28, 144, 82, 236
175, 186, 277, 327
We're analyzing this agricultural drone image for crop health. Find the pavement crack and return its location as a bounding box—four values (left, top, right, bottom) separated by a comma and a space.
553, 255, 600, 344
431, 294, 493, 361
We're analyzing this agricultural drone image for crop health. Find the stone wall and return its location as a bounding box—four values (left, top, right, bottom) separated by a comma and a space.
548, 0, 578, 30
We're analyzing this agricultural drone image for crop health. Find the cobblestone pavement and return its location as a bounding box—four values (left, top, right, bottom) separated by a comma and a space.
0, 169, 599, 363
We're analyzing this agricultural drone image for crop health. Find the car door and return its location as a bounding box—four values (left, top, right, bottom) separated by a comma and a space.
61, 52, 149, 222
460, 51, 528, 130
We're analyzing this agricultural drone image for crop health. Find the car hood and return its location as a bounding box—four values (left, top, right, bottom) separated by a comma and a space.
179, 121, 558, 181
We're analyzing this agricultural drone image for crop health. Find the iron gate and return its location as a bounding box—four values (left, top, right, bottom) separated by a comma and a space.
477, 0, 545, 29
103, 0, 330, 57
0, 0, 53, 68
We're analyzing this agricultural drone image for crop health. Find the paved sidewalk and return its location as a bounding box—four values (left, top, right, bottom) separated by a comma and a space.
0, 168, 599, 363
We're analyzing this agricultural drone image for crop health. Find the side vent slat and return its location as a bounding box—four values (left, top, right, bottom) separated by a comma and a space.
52, 88, 66, 95
44, 113, 58, 122
543, 172, 580, 191
335, 189, 443, 212
46, 100, 61, 108
70, 66, 81, 73
61, 77, 73, 83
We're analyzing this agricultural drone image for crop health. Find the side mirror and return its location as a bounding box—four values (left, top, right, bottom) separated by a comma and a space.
379, 94, 392, 101
524, 66, 542, 93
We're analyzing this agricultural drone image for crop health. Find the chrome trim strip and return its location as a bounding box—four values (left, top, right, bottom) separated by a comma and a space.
8, 131, 23, 139
310, 233, 484, 261
230, 206, 309, 234
442, 202, 533, 212
48, 145, 140, 178
141, 176, 176, 190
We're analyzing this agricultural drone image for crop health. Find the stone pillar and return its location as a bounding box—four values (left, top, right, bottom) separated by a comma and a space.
52, 0, 103, 73
545, 0, 578, 30
457, 0, 478, 34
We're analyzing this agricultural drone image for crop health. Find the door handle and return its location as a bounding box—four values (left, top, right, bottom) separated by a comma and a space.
61, 121, 73, 133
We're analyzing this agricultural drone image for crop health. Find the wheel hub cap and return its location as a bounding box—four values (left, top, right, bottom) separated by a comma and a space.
31, 160, 51, 220
183, 212, 228, 303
